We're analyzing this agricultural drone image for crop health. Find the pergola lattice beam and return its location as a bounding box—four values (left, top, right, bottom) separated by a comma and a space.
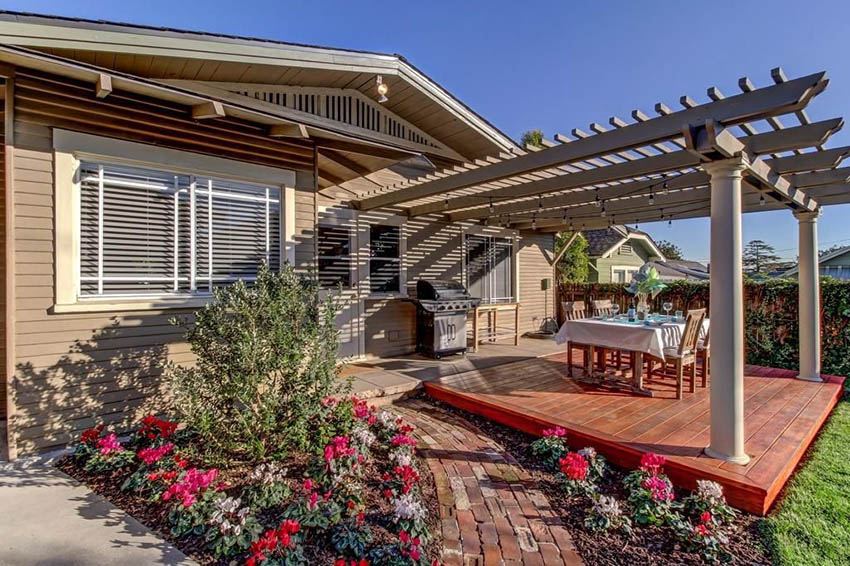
442, 119, 841, 221
353, 71, 828, 211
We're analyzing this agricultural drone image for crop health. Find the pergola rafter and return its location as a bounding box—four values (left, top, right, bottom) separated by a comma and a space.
352, 69, 835, 216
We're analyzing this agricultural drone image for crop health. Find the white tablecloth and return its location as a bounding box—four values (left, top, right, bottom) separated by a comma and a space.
554, 317, 709, 361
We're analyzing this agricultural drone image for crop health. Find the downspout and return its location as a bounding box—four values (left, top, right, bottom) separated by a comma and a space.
4, 71, 16, 459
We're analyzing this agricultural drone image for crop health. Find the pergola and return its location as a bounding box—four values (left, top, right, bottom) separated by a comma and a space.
352, 68, 850, 465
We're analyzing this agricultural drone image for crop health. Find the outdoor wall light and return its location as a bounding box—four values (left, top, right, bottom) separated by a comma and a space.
376, 75, 389, 103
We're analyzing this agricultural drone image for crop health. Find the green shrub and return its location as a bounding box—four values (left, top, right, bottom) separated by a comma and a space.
166, 263, 349, 464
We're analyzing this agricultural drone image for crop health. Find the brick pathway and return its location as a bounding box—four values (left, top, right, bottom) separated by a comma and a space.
394, 400, 583, 566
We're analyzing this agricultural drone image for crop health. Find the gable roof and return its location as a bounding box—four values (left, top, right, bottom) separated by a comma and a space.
0, 11, 517, 161
783, 245, 850, 276
651, 259, 710, 280
583, 226, 665, 259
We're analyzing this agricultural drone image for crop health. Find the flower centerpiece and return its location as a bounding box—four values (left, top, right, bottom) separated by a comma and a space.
625, 264, 667, 318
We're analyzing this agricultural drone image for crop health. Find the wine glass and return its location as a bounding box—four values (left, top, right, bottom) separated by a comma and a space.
663, 301, 673, 321
611, 303, 620, 319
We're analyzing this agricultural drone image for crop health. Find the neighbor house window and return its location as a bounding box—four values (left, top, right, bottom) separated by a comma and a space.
79, 161, 281, 297
368, 224, 401, 293
317, 225, 353, 288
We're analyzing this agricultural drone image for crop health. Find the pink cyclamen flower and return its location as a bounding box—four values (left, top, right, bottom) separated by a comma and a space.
700, 511, 713, 524
302, 478, 313, 492
642, 475, 674, 501
543, 426, 567, 438
164, 467, 219, 508
391, 433, 417, 448
137, 443, 174, 465
639, 452, 666, 475
694, 523, 710, 536
97, 433, 123, 455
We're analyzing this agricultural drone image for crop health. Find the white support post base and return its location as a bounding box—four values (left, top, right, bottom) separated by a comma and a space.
703, 157, 750, 465
795, 209, 823, 382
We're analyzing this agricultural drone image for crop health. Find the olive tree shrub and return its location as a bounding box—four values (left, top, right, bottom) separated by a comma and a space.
166, 263, 348, 464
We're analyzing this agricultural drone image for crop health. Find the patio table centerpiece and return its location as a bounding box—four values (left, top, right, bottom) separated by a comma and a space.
625, 264, 667, 320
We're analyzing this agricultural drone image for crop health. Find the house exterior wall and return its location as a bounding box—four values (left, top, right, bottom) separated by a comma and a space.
588, 242, 652, 283
3, 67, 555, 456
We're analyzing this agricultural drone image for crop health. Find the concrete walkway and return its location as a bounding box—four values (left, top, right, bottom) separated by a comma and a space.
0, 458, 196, 566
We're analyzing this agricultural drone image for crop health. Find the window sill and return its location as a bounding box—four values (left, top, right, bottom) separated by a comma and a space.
52, 296, 212, 314
365, 293, 408, 300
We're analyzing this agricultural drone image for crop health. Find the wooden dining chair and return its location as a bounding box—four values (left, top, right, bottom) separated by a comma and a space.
647, 310, 706, 399
590, 298, 626, 371
562, 301, 590, 376
697, 325, 710, 387
592, 299, 614, 317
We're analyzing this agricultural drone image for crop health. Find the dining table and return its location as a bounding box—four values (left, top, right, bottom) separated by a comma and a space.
554, 315, 709, 395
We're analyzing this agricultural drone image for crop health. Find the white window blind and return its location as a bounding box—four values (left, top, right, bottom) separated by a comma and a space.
79, 161, 281, 298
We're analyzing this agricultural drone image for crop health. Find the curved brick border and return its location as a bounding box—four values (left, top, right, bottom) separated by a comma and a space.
394, 400, 583, 566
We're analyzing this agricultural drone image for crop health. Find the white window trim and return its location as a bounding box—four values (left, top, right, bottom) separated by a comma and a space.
364, 215, 407, 298
53, 130, 296, 313
610, 265, 638, 283
461, 224, 519, 304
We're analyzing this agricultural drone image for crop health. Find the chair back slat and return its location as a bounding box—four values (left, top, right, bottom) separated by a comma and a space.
562, 300, 587, 321
592, 299, 613, 317
679, 309, 706, 355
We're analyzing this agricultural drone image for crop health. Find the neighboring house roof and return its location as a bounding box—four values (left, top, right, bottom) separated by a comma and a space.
583, 226, 665, 259
783, 245, 850, 276
0, 11, 518, 160
651, 259, 710, 281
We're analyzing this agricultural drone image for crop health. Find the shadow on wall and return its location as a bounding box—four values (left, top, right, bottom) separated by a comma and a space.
12, 313, 185, 455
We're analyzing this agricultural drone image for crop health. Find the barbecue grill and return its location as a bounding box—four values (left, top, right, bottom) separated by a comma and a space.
404, 279, 481, 358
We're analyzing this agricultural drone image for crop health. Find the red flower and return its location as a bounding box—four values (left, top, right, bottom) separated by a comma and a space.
80, 425, 104, 444
346, 500, 356, 510
700, 511, 713, 524
694, 523, 710, 536
559, 452, 589, 481
334, 560, 346, 566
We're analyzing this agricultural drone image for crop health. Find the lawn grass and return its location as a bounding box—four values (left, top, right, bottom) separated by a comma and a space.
762, 393, 850, 566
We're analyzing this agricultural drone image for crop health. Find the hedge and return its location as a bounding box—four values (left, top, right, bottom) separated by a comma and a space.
558, 279, 850, 377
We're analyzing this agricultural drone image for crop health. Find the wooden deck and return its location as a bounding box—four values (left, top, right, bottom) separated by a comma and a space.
424, 350, 845, 515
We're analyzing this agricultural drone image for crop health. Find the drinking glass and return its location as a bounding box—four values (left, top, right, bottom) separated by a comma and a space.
611, 304, 620, 319
675, 309, 683, 322
663, 301, 673, 321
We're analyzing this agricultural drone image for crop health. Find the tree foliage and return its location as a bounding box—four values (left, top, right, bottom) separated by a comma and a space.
520, 129, 545, 148
743, 240, 780, 274
555, 231, 589, 283
656, 240, 683, 260
166, 263, 348, 464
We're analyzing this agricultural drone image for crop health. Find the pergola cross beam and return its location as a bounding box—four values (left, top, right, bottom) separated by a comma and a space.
353, 70, 829, 211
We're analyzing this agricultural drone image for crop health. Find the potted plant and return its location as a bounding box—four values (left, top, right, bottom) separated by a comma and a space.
625, 264, 667, 318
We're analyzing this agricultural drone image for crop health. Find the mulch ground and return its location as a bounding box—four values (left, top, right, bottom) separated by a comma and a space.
422, 395, 774, 566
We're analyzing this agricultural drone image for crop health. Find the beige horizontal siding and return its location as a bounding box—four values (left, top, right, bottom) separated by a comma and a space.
518, 231, 556, 334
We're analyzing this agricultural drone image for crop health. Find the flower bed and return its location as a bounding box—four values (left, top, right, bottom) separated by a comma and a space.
57, 398, 439, 566
429, 397, 772, 566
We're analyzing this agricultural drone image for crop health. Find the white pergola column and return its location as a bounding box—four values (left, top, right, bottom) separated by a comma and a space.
795, 209, 823, 382
703, 157, 751, 465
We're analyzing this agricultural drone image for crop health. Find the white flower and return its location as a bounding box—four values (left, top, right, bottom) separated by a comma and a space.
249, 462, 287, 485
578, 447, 597, 461
392, 492, 427, 522
389, 450, 414, 468
377, 411, 397, 429
592, 495, 622, 518
354, 425, 376, 447
696, 479, 725, 501
210, 495, 251, 535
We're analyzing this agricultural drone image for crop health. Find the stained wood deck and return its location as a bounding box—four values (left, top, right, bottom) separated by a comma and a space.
423, 350, 845, 515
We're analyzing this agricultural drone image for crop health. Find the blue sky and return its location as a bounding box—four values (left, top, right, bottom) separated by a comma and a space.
5, 0, 850, 262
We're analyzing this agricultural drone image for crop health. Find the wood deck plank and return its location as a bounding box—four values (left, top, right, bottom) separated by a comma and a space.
422, 353, 845, 515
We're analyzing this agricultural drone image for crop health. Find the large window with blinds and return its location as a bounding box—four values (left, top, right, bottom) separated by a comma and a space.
79, 161, 281, 297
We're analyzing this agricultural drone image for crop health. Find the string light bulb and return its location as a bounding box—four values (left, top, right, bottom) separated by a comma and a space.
489, 197, 495, 214
600, 202, 607, 217
538, 195, 543, 210
760, 194, 766, 206
649, 185, 655, 204
444, 199, 449, 210
532, 214, 537, 230
594, 189, 601, 207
